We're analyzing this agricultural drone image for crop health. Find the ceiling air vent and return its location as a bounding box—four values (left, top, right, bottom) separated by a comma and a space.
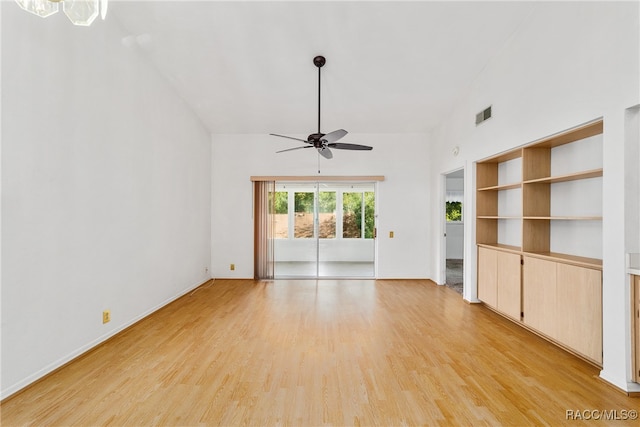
475, 105, 492, 125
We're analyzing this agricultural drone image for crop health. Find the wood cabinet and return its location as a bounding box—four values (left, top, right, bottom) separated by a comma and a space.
522, 256, 557, 339
633, 275, 640, 383
522, 256, 602, 364
478, 246, 521, 321
555, 263, 602, 363
476, 119, 604, 366
478, 247, 498, 308
496, 251, 521, 320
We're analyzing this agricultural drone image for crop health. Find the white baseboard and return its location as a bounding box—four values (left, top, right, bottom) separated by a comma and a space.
1, 278, 209, 401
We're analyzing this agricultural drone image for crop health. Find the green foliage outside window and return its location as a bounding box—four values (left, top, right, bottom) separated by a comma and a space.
319, 192, 336, 213
295, 192, 314, 213
343, 192, 375, 238
274, 189, 375, 239
274, 192, 288, 214
343, 193, 362, 238
364, 192, 375, 238
446, 201, 462, 222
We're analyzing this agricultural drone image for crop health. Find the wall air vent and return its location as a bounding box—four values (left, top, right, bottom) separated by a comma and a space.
475, 105, 492, 125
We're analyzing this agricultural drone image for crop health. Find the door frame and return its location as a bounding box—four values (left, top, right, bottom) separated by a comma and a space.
440, 168, 465, 290
273, 180, 379, 279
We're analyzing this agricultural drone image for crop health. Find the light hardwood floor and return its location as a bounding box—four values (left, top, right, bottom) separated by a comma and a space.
2, 279, 638, 426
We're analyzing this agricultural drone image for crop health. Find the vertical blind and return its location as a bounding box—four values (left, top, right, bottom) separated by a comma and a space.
254, 180, 275, 280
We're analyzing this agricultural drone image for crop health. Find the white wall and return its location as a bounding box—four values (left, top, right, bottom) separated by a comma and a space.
625, 106, 640, 256
1, 6, 212, 398
428, 2, 639, 391
211, 133, 431, 279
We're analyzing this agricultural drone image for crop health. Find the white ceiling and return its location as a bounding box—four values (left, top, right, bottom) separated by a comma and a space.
111, 1, 536, 135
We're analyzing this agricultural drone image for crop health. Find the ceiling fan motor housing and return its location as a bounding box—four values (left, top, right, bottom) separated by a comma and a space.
308, 132, 326, 146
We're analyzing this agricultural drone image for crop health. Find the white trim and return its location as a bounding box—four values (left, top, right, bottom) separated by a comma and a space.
0, 279, 207, 400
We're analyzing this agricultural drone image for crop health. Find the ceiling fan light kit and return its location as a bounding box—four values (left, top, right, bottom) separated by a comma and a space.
15, 0, 108, 26
270, 55, 373, 160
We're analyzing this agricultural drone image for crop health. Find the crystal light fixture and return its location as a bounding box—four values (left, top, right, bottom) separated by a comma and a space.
15, 0, 108, 26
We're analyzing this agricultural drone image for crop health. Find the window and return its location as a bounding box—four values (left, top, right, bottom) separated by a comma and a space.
343, 191, 375, 239
446, 201, 462, 222
274, 184, 375, 240
318, 191, 336, 238
364, 191, 375, 238
446, 189, 463, 222
274, 191, 288, 238
294, 192, 314, 238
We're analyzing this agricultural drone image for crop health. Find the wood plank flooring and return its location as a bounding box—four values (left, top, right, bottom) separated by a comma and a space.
2, 279, 638, 426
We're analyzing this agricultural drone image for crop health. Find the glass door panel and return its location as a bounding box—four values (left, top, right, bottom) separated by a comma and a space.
294, 191, 315, 239
318, 191, 336, 239
274, 183, 318, 277
319, 184, 375, 277
274, 181, 375, 278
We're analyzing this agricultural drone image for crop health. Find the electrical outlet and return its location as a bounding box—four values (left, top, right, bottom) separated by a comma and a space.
230, 264, 235, 271
102, 310, 111, 324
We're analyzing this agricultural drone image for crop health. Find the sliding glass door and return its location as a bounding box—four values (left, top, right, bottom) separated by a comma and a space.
273, 182, 376, 278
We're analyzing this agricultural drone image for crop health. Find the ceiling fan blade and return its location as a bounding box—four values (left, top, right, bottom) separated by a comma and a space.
276, 146, 314, 153
317, 147, 333, 159
270, 133, 311, 144
321, 129, 347, 144
327, 142, 373, 151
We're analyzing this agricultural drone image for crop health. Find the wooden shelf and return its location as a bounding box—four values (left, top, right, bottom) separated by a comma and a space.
523, 216, 602, 221
522, 168, 603, 185
477, 182, 522, 191
478, 245, 602, 270
476, 215, 602, 221
479, 149, 523, 164
531, 120, 603, 149
523, 251, 602, 270
477, 243, 522, 254
477, 120, 603, 250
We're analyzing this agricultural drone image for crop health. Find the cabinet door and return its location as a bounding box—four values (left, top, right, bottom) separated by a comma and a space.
497, 251, 522, 320
556, 264, 602, 363
478, 247, 498, 308
635, 276, 640, 382
522, 256, 557, 339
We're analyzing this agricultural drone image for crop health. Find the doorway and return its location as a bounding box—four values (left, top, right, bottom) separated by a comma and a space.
273, 181, 376, 278
444, 169, 464, 294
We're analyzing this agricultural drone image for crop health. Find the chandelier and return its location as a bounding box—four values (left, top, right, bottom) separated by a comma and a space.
15, 0, 108, 26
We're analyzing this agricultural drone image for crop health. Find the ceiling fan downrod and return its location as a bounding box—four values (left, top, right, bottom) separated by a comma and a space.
314, 55, 326, 134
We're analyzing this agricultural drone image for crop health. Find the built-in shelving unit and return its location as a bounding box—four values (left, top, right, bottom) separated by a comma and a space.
476, 119, 604, 366
476, 119, 603, 268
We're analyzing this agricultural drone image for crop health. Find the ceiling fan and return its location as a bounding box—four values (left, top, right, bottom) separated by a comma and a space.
270, 55, 373, 160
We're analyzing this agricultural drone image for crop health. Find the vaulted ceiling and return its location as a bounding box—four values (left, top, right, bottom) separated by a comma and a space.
111, 1, 536, 135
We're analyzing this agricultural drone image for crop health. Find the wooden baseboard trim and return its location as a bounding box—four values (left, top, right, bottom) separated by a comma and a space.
479, 302, 602, 369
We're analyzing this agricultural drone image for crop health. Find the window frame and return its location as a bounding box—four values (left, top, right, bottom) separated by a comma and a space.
274, 184, 375, 241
